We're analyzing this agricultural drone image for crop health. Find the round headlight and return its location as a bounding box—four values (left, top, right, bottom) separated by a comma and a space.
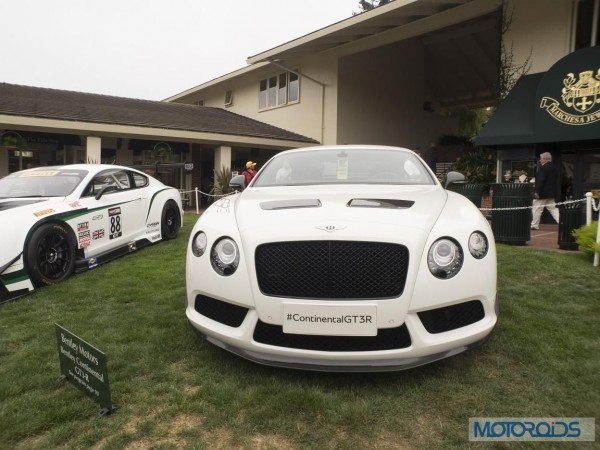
428, 238, 463, 279
211, 237, 240, 276
191, 231, 207, 257
468, 231, 489, 259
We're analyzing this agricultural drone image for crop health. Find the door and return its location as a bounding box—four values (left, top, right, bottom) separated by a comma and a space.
77, 169, 145, 257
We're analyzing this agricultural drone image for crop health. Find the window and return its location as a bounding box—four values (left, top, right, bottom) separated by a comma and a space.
132, 172, 149, 188
225, 90, 233, 107
574, 0, 600, 50
258, 70, 300, 110
195, 99, 204, 107
83, 170, 131, 197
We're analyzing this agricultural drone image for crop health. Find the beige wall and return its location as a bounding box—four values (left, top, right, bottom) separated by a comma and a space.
504, 0, 574, 74
184, 54, 339, 145
337, 38, 458, 150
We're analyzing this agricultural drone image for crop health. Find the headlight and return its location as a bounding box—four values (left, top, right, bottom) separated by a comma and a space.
191, 231, 207, 257
468, 231, 489, 259
428, 238, 463, 279
211, 237, 240, 276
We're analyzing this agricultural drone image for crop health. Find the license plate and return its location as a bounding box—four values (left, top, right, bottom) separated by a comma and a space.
282, 303, 377, 336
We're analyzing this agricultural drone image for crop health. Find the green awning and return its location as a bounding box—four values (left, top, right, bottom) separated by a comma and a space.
476, 46, 600, 147
475, 74, 542, 146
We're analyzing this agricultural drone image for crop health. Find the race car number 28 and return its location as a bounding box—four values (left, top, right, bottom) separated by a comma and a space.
108, 207, 123, 240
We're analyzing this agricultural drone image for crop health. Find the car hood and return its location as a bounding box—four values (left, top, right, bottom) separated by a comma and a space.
0, 198, 51, 213
234, 185, 447, 238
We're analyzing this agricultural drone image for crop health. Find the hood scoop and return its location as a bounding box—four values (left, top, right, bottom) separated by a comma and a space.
347, 199, 415, 209
0, 199, 46, 212
260, 199, 321, 211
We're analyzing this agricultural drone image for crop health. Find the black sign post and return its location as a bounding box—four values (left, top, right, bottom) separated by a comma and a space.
55, 324, 117, 417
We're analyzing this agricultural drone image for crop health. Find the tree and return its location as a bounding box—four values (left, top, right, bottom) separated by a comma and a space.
356, 0, 393, 13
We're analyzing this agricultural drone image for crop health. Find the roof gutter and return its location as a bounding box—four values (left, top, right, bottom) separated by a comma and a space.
268, 60, 327, 144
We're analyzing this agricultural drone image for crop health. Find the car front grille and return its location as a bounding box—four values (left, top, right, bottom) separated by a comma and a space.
418, 300, 485, 334
253, 320, 411, 352
255, 241, 409, 299
194, 295, 248, 328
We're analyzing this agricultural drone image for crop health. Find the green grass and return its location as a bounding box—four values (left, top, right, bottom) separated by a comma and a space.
0, 214, 598, 449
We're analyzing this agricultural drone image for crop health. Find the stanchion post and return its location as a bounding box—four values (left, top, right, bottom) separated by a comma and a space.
594, 218, 600, 268
586, 192, 593, 226
195, 188, 199, 215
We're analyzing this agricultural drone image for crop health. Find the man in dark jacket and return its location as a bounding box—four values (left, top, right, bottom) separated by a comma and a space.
531, 152, 559, 230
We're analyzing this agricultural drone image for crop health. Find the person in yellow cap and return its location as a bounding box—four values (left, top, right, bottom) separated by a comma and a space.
242, 161, 257, 185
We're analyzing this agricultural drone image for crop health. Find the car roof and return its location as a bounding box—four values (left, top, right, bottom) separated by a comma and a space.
18, 164, 141, 175
279, 145, 419, 156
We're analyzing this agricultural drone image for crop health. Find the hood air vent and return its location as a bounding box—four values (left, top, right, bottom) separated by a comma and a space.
347, 199, 414, 209
260, 199, 321, 210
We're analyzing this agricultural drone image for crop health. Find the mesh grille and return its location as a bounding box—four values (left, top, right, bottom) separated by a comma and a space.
255, 241, 409, 299
253, 321, 411, 352
418, 300, 485, 334
194, 295, 248, 328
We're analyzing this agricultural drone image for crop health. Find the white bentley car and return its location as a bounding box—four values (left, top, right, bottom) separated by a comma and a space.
0, 165, 182, 303
186, 146, 497, 371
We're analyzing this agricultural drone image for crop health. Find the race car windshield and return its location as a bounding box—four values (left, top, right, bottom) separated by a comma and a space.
252, 149, 435, 187
0, 169, 88, 198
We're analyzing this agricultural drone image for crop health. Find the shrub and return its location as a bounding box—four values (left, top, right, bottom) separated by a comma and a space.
573, 222, 600, 256
451, 148, 497, 185
209, 165, 233, 203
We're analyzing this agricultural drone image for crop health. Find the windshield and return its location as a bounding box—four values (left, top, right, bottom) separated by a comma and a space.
0, 169, 88, 198
252, 148, 435, 187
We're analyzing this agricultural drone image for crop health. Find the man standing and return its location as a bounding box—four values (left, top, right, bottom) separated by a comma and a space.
531, 152, 559, 230
241, 161, 257, 186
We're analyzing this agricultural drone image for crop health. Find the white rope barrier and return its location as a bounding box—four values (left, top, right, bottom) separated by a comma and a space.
478, 197, 586, 212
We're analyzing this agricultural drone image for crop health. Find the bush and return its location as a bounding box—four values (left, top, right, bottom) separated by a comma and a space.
451, 148, 497, 185
209, 165, 233, 203
573, 222, 600, 256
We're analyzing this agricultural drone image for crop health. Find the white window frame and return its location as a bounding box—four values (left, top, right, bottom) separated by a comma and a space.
258, 69, 301, 111
195, 99, 204, 107
571, 0, 600, 50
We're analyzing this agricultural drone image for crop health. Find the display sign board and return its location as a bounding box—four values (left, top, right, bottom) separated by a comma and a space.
55, 324, 116, 415
184, 162, 194, 172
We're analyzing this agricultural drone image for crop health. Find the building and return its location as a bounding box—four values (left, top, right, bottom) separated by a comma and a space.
2, 0, 599, 198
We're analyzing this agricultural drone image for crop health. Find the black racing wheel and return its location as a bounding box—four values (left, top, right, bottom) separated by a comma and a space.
161, 200, 181, 241
26, 223, 76, 287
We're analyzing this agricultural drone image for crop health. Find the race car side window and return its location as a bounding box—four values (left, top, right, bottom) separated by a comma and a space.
131, 172, 149, 188
82, 170, 127, 197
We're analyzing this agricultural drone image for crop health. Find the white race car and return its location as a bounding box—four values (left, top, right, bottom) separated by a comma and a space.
0, 165, 182, 303
186, 146, 497, 372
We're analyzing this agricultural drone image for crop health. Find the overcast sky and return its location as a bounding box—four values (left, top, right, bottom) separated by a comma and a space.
0, 0, 359, 100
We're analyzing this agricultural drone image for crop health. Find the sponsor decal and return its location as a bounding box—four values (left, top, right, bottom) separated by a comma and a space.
108, 208, 122, 240
128, 242, 137, 252
77, 222, 89, 232
78, 230, 91, 249
88, 257, 98, 269
146, 222, 160, 234
150, 233, 161, 241
19, 170, 60, 178
469, 418, 595, 442
92, 214, 103, 221
68, 201, 82, 209
33, 208, 55, 217
92, 229, 105, 240
540, 69, 600, 125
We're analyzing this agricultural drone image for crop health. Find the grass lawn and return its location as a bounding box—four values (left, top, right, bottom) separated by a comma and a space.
0, 214, 598, 449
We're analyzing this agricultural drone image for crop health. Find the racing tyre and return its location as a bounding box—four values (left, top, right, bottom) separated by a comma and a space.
26, 223, 76, 287
161, 200, 180, 241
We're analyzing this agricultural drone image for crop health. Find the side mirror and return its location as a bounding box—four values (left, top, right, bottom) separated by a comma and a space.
229, 175, 246, 191
445, 171, 467, 189
95, 185, 119, 200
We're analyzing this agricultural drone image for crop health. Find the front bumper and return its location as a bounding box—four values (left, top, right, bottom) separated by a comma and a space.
186, 295, 497, 372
